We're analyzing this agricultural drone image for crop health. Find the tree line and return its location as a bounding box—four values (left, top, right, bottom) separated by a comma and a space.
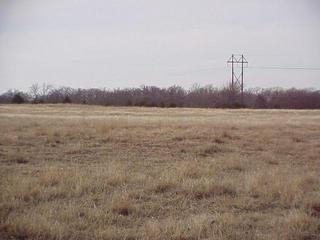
1, 83, 320, 109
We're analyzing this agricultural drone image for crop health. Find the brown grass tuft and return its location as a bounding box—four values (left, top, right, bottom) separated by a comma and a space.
276, 210, 320, 240
198, 144, 225, 156
176, 160, 202, 179
151, 176, 177, 193
111, 193, 135, 216
183, 178, 237, 199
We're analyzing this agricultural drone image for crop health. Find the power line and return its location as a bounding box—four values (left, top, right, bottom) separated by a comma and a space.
248, 66, 320, 70
170, 64, 320, 76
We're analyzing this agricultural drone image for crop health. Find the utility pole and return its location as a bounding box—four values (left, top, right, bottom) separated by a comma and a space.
231, 54, 234, 88
227, 54, 248, 106
241, 54, 245, 104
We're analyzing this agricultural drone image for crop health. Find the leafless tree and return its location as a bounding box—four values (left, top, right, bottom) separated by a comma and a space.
1, 83, 319, 109
29, 83, 40, 102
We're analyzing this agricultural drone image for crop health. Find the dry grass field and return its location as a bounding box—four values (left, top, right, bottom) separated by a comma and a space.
0, 104, 319, 240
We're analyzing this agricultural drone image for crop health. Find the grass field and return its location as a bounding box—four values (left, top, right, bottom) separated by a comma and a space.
0, 104, 319, 240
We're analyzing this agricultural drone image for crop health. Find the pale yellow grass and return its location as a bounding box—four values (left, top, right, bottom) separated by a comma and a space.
0, 104, 319, 239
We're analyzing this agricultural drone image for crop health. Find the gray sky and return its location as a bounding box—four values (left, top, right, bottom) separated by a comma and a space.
1, 0, 320, 93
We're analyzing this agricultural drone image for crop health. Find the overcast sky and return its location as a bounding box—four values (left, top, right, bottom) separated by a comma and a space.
0, 0, 320, 93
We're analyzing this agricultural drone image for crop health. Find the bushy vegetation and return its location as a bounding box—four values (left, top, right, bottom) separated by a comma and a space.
11, 93, 25, 104
1, 83, 320, 109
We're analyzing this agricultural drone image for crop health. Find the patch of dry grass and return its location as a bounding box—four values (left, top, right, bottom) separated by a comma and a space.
0, 104, 319, 239
111, 192, 136, 216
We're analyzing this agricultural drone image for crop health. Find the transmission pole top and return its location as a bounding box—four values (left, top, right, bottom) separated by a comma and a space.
227, 54, 248, 65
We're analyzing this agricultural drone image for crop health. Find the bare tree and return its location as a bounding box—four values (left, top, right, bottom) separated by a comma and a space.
40, 83, 53, 98
2, 83, 319, 109
29, 83, 40, 103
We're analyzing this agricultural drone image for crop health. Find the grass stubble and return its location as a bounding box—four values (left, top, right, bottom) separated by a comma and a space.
0, 104, 319, 239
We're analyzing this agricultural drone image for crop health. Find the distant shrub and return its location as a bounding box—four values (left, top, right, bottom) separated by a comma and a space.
126, 99, 133, 106
159, 102, 165, 108
63, 96, 72, 104
136, 101, 146, 107
233, 102, 246, 108
255, 95, 267, 108
146, 102, 157, 107
11, 93, 25, 104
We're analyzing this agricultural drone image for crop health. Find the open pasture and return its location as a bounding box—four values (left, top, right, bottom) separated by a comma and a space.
0, 104, 319, 239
